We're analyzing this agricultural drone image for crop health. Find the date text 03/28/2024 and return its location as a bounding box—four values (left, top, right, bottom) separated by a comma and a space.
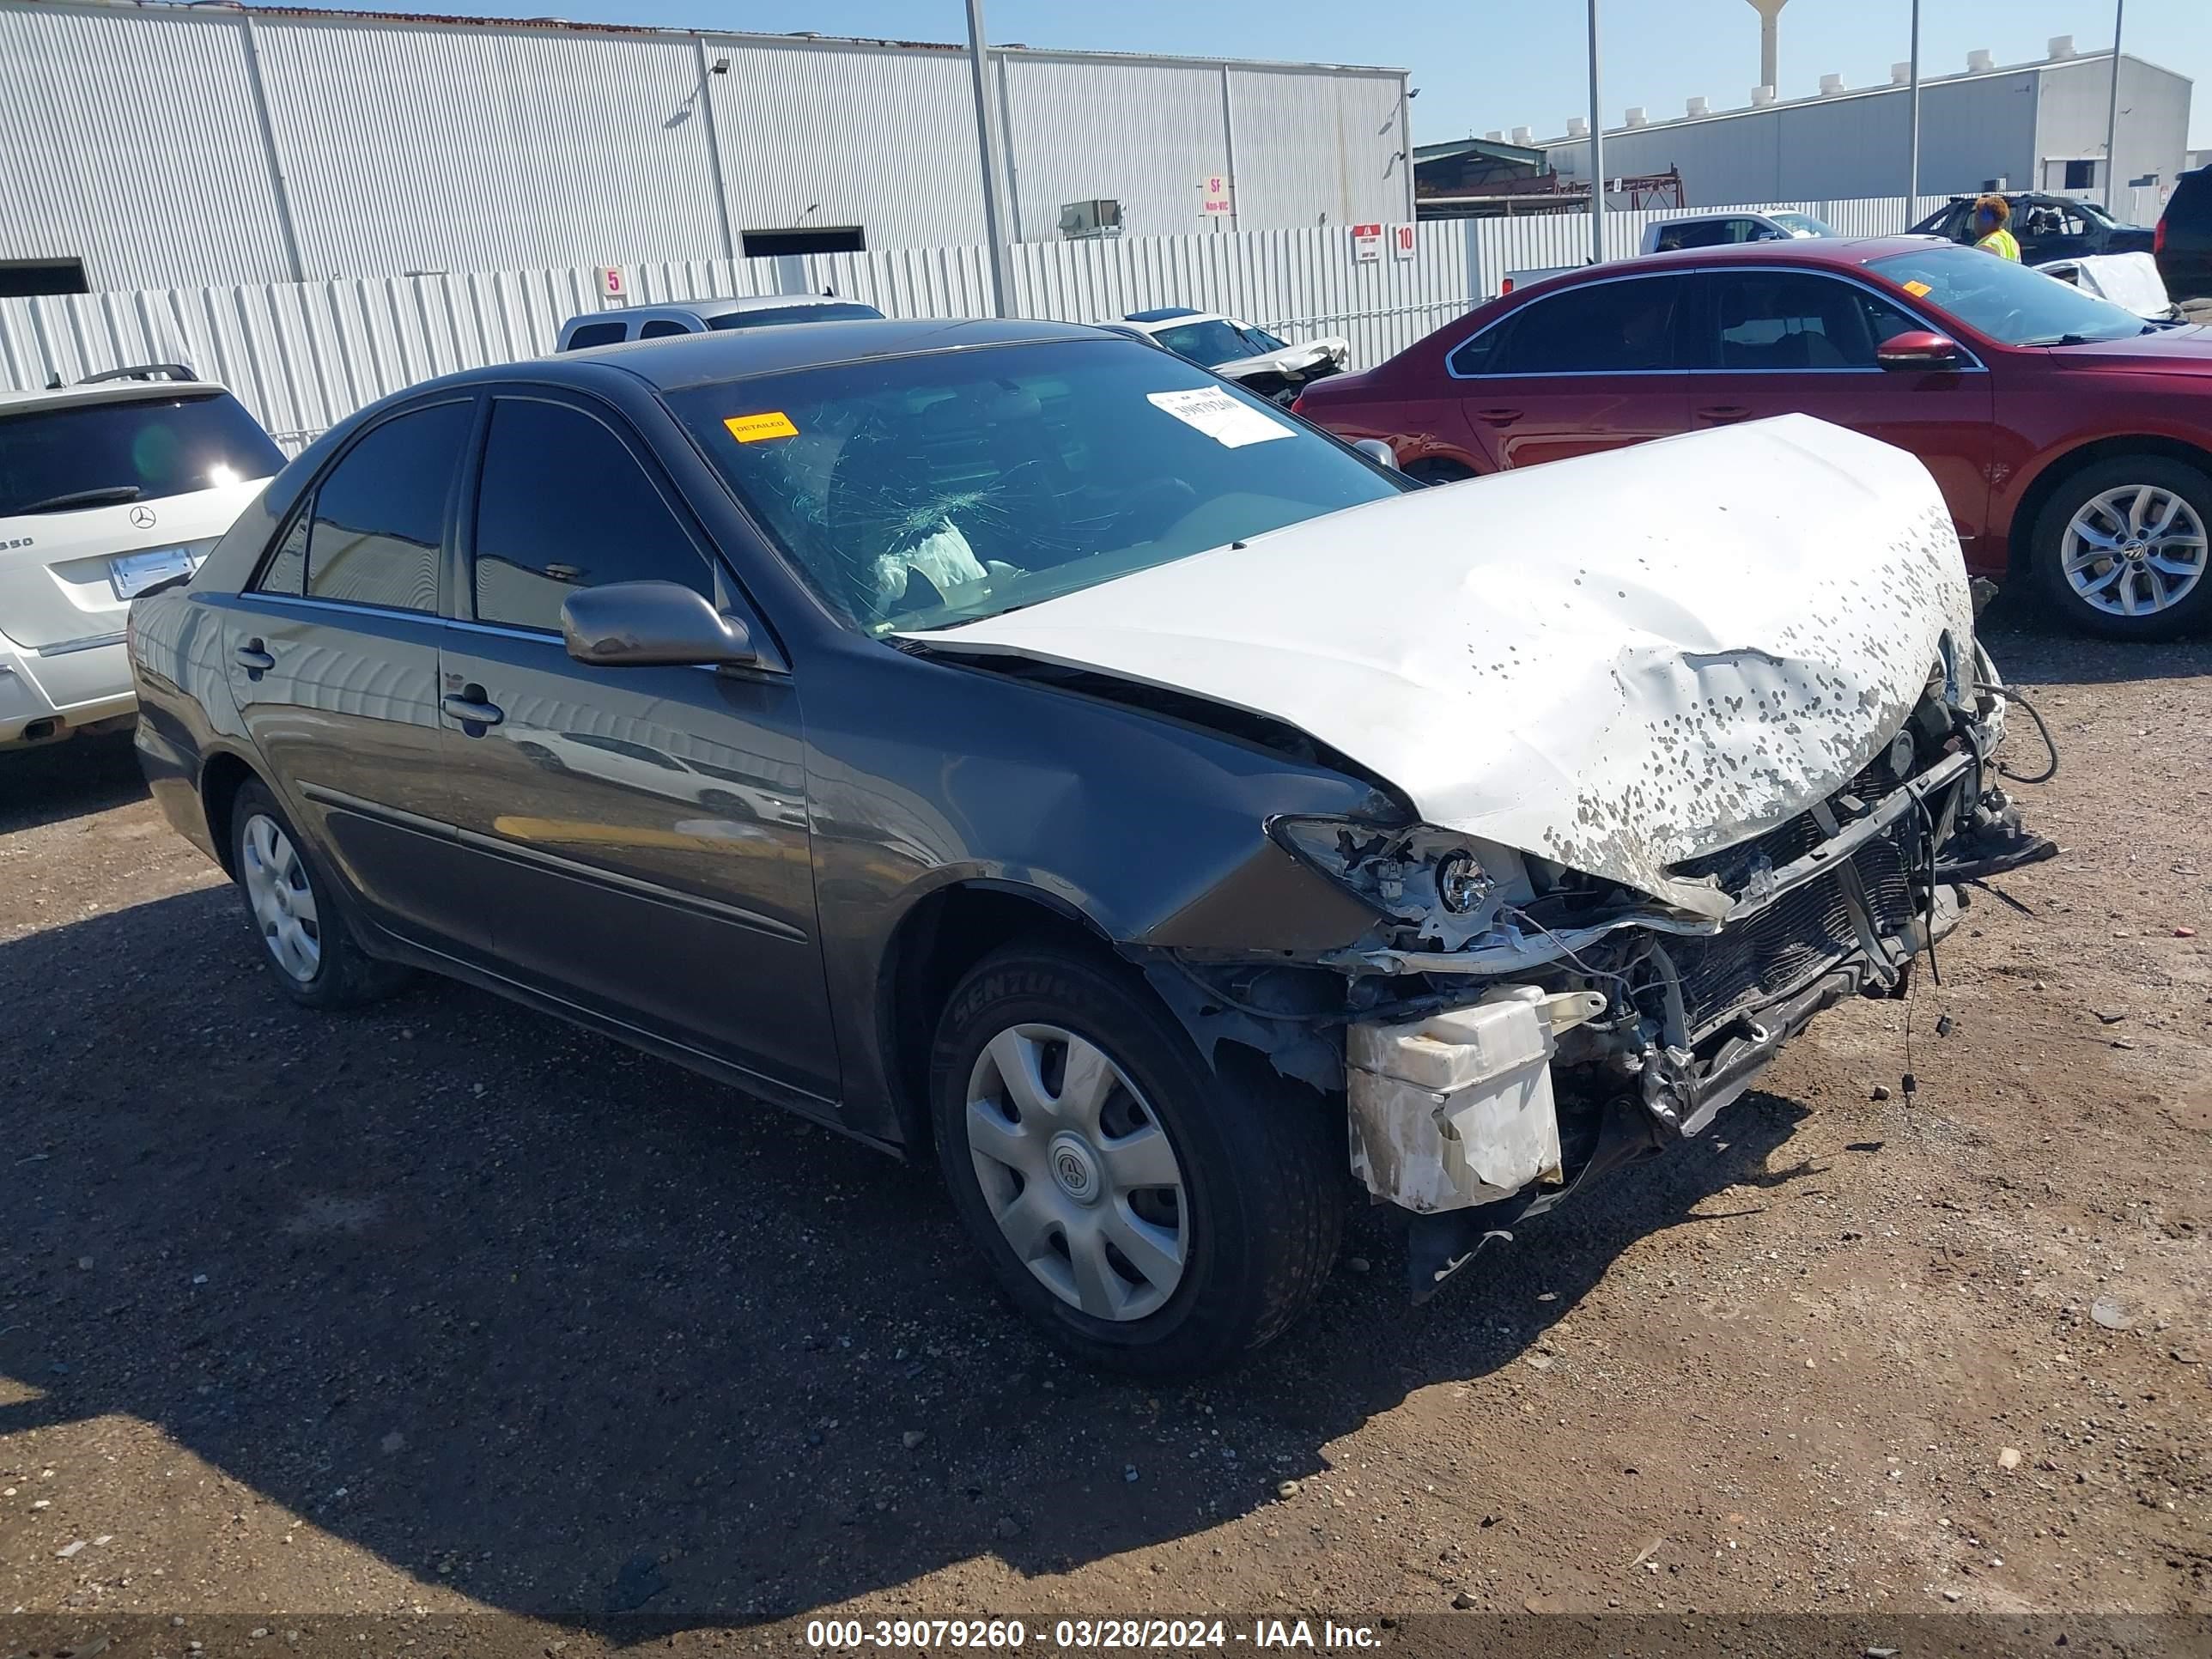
804, 1619, 1381, 1650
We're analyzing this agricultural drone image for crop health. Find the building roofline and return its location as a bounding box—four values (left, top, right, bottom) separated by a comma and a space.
1529, 47, 2187, 149
0, 0, 1406, 76
1414, 136, 1547, 167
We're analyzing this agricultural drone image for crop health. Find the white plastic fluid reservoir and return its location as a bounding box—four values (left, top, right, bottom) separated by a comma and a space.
1346, 987, 1602, 1212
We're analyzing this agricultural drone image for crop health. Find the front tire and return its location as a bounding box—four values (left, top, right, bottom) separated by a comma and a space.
2031, 456, 2212, 639
929, 943, 1343, 1379
229, 780, 410, 1009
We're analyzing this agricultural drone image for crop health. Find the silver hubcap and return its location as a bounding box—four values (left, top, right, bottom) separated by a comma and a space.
2062, 483, 2208, 617
965, 1024, 1188, 1322
240, 812, 321, 982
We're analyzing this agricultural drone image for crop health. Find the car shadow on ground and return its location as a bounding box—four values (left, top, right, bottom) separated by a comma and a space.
0, 733, 149, 833
0, 890, 1819, 1629
1977, 597, 2212, 687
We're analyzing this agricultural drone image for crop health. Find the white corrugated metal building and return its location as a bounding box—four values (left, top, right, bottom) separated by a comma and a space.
1538, 40, 2191, 216
0, 0, 1412, 293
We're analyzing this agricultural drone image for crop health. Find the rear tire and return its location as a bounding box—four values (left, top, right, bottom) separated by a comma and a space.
2030, 455, 2212, 640
229, 780, 410, 1009
929, 943, 1343, 1379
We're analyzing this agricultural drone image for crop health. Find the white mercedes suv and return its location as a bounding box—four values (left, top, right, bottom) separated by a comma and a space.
2, 368, 283, 750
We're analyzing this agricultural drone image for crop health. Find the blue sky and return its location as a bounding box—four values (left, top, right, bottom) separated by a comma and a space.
290, 0, 2209, 149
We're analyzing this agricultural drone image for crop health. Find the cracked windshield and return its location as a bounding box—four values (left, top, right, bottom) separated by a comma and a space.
671, 338, 1405, 635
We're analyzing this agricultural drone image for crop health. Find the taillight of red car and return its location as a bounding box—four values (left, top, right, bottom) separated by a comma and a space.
2154, 217, 2167, 255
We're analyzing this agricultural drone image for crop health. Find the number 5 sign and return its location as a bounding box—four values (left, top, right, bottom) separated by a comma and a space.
595, 264, 629, 306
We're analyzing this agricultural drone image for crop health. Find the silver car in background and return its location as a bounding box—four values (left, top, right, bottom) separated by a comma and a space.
2, 368, 282, 750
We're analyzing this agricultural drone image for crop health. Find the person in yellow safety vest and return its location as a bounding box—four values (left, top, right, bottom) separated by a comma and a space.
1971, 194, 2021, 261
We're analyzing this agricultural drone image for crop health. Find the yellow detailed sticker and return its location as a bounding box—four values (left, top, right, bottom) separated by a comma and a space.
1901, 280, 1933, 298
724, 411, 799, 443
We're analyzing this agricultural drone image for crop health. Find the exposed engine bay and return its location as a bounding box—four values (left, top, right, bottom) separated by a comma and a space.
1150, 669, 2051, 1295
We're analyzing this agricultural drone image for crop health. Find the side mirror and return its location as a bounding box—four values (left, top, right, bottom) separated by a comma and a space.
1352, 437, 1401, 471
1875, 330, 1964, 371
560, 580, 781, 672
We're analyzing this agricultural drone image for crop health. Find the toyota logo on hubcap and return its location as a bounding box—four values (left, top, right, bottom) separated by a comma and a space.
129, 505, 157, 529
1048, 1133, 1100, 1203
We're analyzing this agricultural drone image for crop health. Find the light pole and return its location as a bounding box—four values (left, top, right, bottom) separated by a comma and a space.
1587, 0, 1605, 265
2102, 0, 2125, 213
1905, 0, 1921, 229
964, 0, 1013, 318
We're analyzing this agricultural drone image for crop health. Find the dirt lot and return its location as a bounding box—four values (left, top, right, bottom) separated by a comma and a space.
1, 605, 2207, 1647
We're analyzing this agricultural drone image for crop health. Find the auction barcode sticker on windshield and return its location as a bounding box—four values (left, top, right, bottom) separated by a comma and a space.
1146, 387, 1294, 448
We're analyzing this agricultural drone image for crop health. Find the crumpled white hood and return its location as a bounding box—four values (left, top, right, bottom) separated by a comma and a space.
1213, 337, 1349, 380
908, 415, 1978, 904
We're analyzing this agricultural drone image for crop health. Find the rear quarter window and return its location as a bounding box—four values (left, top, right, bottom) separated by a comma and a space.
562, 321, 629, 350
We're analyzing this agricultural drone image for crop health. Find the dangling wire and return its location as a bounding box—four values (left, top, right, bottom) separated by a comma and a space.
1975, 681, 2058, 786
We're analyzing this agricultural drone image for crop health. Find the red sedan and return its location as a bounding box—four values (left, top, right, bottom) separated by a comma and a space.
1296, 237, 2212, 639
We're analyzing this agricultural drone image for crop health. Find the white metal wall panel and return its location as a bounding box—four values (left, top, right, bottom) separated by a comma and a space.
1001, 56, 1229, 240
1913, 71, 2040, 194
2034, 56, 2194, 198
250, 15, 726, 279
3, 198, 1952, 447
704, 39, 988, 252
1547, 114, 1774, 207
1008, 222, 1473, 368
1548, 75, 2050, 205
0, 3, 294, 289
1227, 68, 1409, 231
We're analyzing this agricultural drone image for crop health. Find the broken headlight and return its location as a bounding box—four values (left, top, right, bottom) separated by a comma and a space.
1267, 816, 1533, 950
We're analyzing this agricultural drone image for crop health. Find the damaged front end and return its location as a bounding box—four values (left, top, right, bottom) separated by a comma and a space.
916, 414, 2054, 1299
1157, 665, 2050, 1299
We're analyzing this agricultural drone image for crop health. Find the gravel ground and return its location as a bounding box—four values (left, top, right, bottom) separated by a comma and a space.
0, 603, 2207, 1644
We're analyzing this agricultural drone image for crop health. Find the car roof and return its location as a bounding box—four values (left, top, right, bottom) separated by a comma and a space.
0, 376, 233, 415
1116, 311, 1231, 334
484, 316, 1129, 392
619, 295, 864, 320
1624, 235, 1942, 273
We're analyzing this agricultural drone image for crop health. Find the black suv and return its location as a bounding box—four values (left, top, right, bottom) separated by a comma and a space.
1909, 192, 2154, 266
2155, 167, 2212, 301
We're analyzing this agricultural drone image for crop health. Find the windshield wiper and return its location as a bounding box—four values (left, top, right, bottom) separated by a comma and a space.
2022, 333, 2100, 347
11, 484, 143, 514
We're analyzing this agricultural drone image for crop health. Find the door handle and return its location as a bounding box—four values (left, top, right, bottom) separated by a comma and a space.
234, 638, 275, 675
1695, 404, 1753, 423
441, 686, 505, 729
1473, 407, 1522, 427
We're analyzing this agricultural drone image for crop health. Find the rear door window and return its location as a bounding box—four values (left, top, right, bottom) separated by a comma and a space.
563, 321, 629, 349
468, 396, 714, 633
639, 319, 694, 339
284, 401, 471, 612
1692, 270, 1887, 370
1495, 276, 1685, 373
0, 392, 283, 518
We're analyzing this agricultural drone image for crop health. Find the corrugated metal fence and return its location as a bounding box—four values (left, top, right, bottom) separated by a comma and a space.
0, 196, 1947, 451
